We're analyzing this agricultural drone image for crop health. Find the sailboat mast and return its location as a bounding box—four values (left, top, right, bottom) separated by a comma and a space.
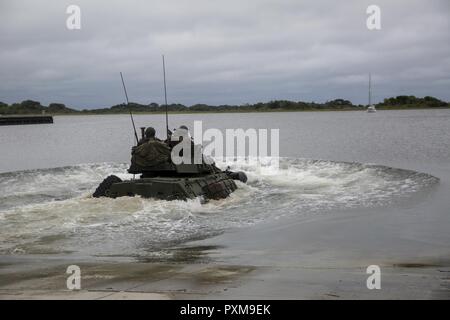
368, 73, 372, 106
162, 55, 169, 139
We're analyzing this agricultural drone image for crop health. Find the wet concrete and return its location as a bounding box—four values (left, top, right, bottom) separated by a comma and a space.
1, 203, 449, 300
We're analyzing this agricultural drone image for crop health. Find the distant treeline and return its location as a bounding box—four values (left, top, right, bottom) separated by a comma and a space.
0, 96, 448, 115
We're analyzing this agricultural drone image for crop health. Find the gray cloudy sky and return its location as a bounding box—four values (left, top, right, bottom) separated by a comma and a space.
0, 0, 449, 109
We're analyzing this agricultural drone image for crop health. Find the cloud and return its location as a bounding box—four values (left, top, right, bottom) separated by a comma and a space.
0, 0, 449, 108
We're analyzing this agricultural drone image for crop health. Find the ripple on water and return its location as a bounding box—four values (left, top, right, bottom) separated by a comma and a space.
0, 159, 439, 258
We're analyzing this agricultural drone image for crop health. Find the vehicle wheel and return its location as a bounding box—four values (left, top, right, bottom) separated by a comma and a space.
229, 171, 248, 183
93, 175, 122, 198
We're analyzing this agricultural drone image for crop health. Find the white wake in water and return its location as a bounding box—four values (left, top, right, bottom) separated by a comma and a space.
0, 159, 438, 258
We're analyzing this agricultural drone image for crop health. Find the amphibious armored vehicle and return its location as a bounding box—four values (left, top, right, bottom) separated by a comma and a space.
94, 67, 247, 201
93, 125, 247, 201
93, 162, 247, 201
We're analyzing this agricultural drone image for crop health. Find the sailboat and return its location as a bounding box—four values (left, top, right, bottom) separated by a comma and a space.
367, 73, 376, 113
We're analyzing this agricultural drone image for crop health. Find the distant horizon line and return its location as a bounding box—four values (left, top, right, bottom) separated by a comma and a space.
2, 94, 449, 111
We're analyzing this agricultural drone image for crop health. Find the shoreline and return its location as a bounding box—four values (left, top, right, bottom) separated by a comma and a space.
1, 178, 449, 300
2, 106, 449, 117
1, 204, 449, 300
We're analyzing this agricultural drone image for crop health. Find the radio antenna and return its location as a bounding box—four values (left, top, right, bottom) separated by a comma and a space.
162, 55, 169, 139
120, 72, 139, 144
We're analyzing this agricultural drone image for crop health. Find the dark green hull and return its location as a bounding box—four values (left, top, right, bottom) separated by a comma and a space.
95, 172, 238, 201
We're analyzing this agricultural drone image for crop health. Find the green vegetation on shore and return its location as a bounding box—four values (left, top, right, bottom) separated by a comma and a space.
0, 96, 448, 115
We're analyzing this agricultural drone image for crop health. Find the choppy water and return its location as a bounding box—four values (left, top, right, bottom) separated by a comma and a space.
0, 158, 438, 258
1, 109, 449, 260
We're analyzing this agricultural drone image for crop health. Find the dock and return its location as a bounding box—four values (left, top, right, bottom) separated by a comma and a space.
0, 115, 53, 126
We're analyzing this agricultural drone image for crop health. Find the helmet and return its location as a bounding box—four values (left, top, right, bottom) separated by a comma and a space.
145, 127, 156, 138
